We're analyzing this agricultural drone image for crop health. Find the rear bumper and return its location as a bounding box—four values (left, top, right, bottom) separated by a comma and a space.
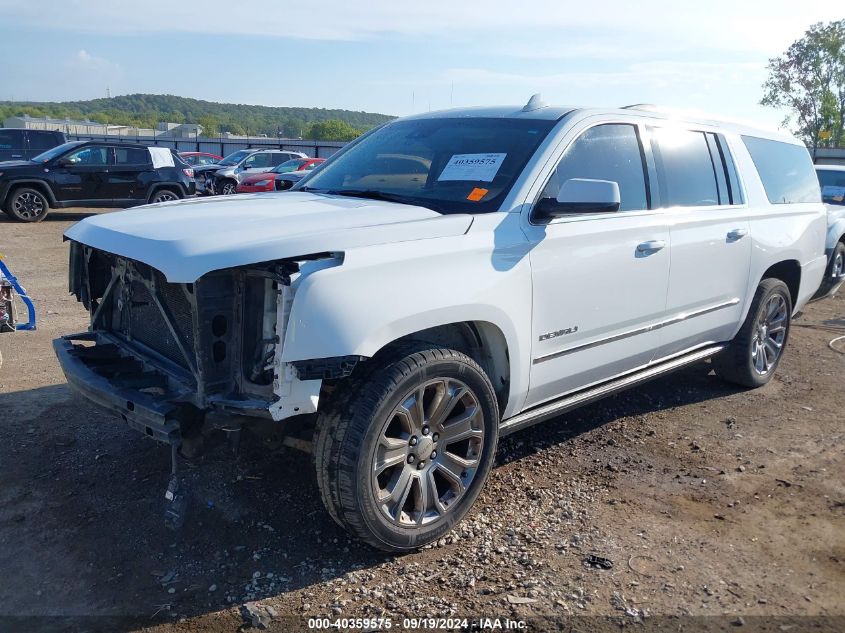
53, 332, 182, 444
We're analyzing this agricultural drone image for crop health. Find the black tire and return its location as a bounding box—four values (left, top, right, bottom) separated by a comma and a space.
150, 188, 180, 204
5, 187, 50, 222
714, 278, 792, 388
219, 179, 237, 195
313, 344, 499, 552
814, 241, 845, 299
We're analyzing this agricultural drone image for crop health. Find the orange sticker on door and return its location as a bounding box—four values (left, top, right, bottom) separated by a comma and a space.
467, 187, 489, 201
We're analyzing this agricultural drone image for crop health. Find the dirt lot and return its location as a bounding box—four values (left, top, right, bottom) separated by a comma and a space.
0, 209, 843, 633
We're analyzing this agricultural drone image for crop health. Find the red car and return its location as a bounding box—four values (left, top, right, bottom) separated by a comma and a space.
178, 151, 223, 167
236, 158, 325, 193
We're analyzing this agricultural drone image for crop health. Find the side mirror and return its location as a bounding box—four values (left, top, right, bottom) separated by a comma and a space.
56, 158, 73, 167
535, 178, 621, 219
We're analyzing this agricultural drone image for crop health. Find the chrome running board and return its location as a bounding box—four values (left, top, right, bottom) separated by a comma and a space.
500, 344, 725, 437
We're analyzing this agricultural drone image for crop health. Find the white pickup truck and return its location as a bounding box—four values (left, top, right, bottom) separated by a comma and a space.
55, 97, 827, 551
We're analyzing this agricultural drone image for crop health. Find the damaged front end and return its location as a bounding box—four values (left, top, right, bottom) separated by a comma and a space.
55, 241, 351, 446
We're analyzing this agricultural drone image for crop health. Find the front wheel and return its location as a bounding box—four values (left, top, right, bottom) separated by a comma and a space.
314, 346, 499, 551
219, 180, 237, 195
5, 187, 50, 222
714, 278, 792, 388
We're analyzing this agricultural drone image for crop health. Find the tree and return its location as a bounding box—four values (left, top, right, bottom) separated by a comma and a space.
305, 119, 364, 141
761, 20, 845, 155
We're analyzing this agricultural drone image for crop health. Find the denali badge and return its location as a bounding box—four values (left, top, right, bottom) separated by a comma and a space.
539, 326, 578, 342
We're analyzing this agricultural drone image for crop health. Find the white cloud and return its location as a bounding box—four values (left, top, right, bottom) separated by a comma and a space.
69, 49, 121, 73
0, 0, 839, 57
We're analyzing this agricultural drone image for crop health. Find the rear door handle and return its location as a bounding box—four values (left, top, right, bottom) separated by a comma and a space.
727, 228, 748, 241
636, 240, 667, 255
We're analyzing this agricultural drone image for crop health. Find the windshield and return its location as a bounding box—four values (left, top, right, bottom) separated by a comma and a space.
273, 159, 307, 173
219, 150, 253, 166
300, 117, 557, 213
31, 141, 86, 163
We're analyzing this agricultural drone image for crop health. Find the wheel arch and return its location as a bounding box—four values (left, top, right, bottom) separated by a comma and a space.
2, 179, 57, 208
376, 321, 512, 416
147, 182, 185, 203
760, 259, 801, 308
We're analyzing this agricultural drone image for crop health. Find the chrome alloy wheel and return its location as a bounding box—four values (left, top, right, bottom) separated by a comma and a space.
221, 181, 236, 195
372, 378, 484, 527
751, 294, 788, 375
13, 192, 45, 219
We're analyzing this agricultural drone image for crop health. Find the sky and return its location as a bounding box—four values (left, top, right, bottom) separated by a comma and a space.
0, 0, 842, 130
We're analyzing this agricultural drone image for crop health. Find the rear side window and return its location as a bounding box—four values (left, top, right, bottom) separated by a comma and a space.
817, 169, 845, 188
0, 129, 24, 150
741, 136, 819, 204
114, 147, 150, 165
27, 131, 62, 151
650, 127, 719, 207
541, 124, 649, 212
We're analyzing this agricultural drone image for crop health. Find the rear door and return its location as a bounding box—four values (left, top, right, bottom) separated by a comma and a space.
107, 146, 155, 205
648, 126, 751, 358
524, 122, 671, 408
0, 129, 25, 161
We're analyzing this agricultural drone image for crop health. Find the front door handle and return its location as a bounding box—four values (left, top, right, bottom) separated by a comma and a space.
727, 228, 748, 241
636, 240, 667, 255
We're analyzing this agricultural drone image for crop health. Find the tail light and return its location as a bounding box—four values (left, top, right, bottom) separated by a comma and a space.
183, 168, 194, 178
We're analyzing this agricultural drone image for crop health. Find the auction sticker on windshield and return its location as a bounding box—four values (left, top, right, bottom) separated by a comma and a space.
438, 153, 506, 182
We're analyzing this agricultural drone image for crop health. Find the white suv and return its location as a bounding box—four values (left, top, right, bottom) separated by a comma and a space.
55, 98, 827, 551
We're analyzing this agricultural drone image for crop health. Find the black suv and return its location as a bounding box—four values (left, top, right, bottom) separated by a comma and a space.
0, 141, 196, 222
0, 128, 66, 161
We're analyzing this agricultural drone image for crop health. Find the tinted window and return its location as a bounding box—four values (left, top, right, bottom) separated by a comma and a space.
114, 147, 150, 165
651, 127, 719, 207
27, 131, 62, 151
817, 169, 845, 188
65, 145, 109, 165
243, 153, 271, 168
0, 129, 24, 150
742, 136, 819, 204
540, 124, 648, 212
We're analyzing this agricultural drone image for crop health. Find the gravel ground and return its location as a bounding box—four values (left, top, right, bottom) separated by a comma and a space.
0, 208, 843, 633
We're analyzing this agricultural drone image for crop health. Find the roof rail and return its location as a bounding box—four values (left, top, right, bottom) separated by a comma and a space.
522, 94, 547, 112
621, 104, 660, 112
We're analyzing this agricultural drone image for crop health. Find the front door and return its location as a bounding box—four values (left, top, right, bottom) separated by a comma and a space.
52, 144, 110, 204
524, 123, 671, 408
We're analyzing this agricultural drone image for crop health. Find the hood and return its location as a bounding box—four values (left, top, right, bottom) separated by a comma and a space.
0, 160, 34, 169
193, 164, 224, 174
65, 192, 473, 282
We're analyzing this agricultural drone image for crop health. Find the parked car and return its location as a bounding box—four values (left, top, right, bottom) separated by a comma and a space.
236, 158, 325, 193
275, 170, 309, 191
55, 98, 826, 551
0, 141, 195, 222
209, 149, 308, 195
0, 128, 66, 161
192, 149, 254, 195
814, 164, 845, 298
178, 151, 223, 167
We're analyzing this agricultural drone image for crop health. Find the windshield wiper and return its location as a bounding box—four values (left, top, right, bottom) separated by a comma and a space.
324, 189, 418, 206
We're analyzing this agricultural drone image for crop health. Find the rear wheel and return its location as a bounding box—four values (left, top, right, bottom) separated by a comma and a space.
314, 345, 499, 551
816, 242, 845, 298
150, 188, 180, 204
5, 187, 49, 222
714, 278, 792, 388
